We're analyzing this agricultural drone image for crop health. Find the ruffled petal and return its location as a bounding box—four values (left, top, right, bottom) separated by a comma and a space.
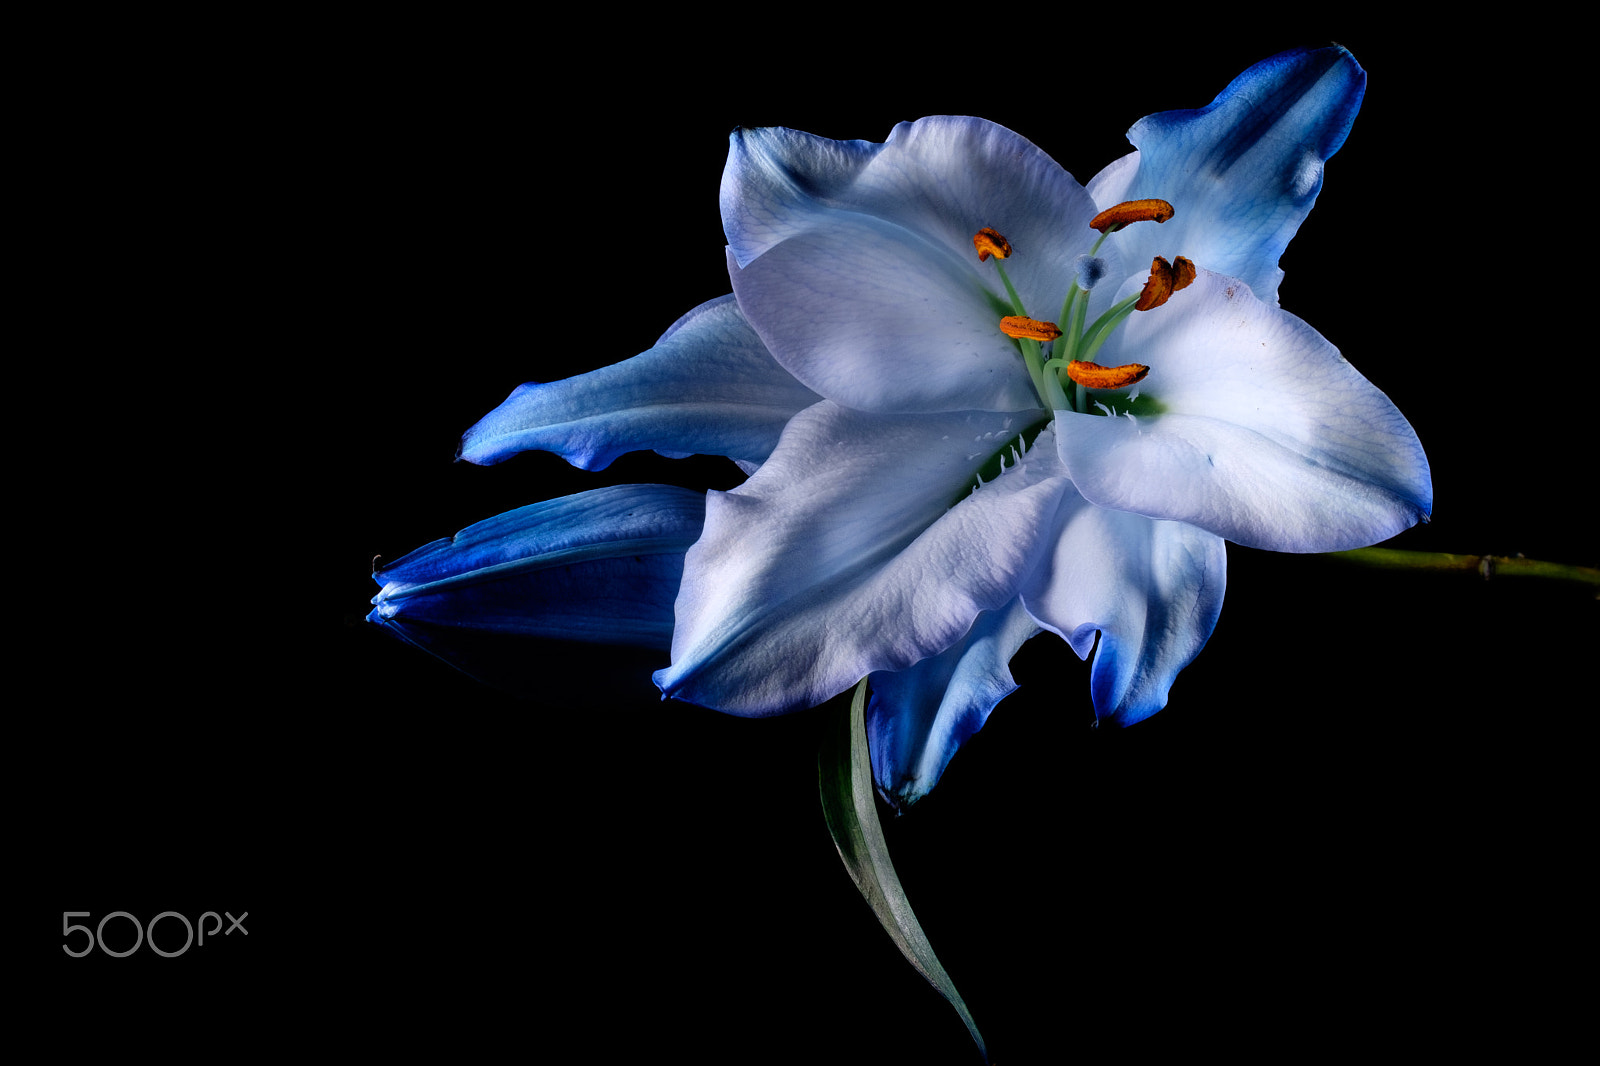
723, 118, 1099, 280
369, 484, 706, 650
1058, 270, 1431, 552
1021, 493, 1227, 726
654, 402, 1065, 715
458, 296, 820, 469
1087, 46, 1365, 304
722, 117, 1101, 413
867, 598, 1040, 812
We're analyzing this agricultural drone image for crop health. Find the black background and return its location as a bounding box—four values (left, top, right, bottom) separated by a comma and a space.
39, 14, 1591, 1063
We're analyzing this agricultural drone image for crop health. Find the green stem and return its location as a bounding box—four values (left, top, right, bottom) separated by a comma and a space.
1078, 294, 1140, 364
1321, 548, 1599, 594
1056, 285, 1080, 354
992, 259, 1025, 318
1039, 351, 1072, 412
991, 259, 1060, 412
1017, 337, 1054, 411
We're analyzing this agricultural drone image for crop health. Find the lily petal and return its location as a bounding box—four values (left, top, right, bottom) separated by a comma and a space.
1058, 270, 1431, 552
725, 236, 1040, 414
867, 598, 1040, 812
654, 402, 1065, 715
1087, 46, 1365, 304
458, 296, 820, 469
369, 484, 705, 651
1022, 493, 1227, 726
722, 118, 1101, 413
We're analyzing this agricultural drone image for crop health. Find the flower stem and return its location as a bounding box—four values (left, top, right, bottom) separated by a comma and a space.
1321, 548, 1599, 595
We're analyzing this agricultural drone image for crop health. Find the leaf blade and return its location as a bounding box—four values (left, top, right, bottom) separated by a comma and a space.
818, 679, 988, 1062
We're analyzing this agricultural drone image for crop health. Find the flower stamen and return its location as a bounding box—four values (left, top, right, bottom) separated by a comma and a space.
1089, 198, 1175, 234
999, 316, 1063, 341
1133, 256, 1196, 311
973, 227, 1012, 262
975, 218, 1188, 413
1064, 360, 1150, 389
975, 226, 1062, 408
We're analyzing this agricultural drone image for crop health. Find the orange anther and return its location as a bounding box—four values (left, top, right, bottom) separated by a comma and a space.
999, 315, 1062, 341
1134, 255, 1196, 310
1135, 256, 1181, 311
973, 227, 1013, 262
1171, 255, 1196, 292
1089, 198, 1175, 233
1064, 361, 1150, 389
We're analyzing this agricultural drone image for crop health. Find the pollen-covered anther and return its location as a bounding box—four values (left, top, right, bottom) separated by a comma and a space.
1065, 361, 1150, 389
1089, 198, 1175, 234
999, 315, 1062, 341
1134, 255, 1196, 311
1171, 255, 1196, 291
973, 227, 1013, 262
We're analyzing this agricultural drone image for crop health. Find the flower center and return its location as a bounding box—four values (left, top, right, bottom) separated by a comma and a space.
975, 201, 1193, 413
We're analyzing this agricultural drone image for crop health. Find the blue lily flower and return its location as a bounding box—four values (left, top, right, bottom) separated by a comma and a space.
374, 46, 1431, 812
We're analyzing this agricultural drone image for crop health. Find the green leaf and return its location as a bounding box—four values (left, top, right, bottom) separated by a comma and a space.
818, 678, 989, 1062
